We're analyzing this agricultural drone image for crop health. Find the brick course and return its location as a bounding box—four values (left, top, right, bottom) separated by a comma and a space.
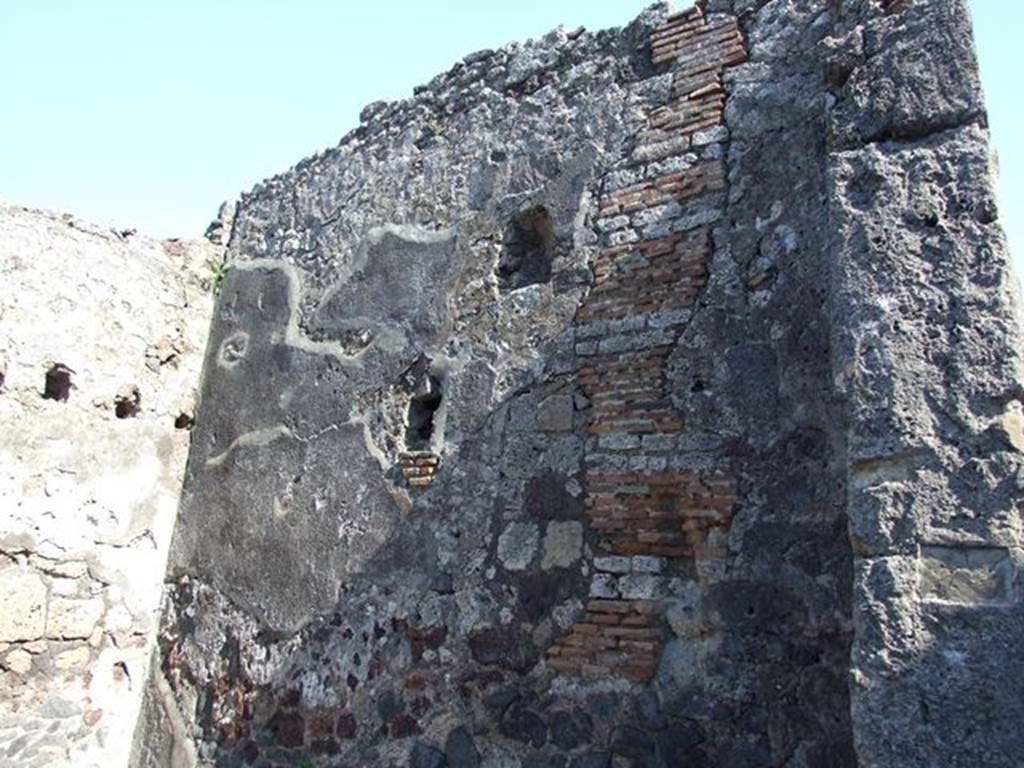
548, 4, 747, 683
399, 451, 440, 488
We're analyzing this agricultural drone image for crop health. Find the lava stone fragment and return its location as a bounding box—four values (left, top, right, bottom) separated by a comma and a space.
445, 726, 481, 768
655, 725, 708, 766
633, 691, 667, 731
392, 713, 423, 738
484, 686, 523, 716
517, 570, 564, 622
500, 703, 548, 748
549, 708, 593, 750
267, 710, 305, 749
468, 625, 538, 673
569, 753, 611, 768
240, 740, 259, 765
523, 757, 567, 768
336, 710, 357, 739
805, 739, 858, 768
377, 688, 406, 721
409, 741, 447, 768
611, 725, 657, 764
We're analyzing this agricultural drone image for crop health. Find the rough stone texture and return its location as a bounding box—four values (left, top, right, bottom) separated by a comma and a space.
0, 202, 218, 767
1, 0, 1018, 767
128, 1, 1022, 766
826, 3, 1024, 765
135, 2, 850, 765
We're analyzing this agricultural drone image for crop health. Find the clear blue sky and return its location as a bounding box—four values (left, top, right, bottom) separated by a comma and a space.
0, 1, 1019, 274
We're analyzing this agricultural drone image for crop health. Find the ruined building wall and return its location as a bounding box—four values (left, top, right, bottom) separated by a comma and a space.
129, 1, 1021, 768
0, 203, 219, 767
824, 1, 1024, 764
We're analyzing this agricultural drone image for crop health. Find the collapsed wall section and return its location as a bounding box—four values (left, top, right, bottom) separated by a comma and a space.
0, 203, 219, 767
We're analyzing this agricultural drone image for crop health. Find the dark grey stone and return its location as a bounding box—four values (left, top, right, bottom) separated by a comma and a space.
377, 688, 406, 721
444, 726, 480, 768
568, 753, 611, 768
611, 726, 656, 763
523, 758, 566, 768
632, 691, 666, 732
409, 741, 447, 768
500, 704, 548, 749
549, 708, 593, 750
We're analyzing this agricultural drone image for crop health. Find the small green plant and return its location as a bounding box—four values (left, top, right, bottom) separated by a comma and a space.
211, 261, 231, 296
296, 757, 314, 768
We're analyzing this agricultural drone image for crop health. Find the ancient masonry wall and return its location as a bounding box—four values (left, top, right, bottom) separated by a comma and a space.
131, 1, 1024, 767
137, 2, 858, 766
0, 203, 219, 767
0, 1, 1015, 767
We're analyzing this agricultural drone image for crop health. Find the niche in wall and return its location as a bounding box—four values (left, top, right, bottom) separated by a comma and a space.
405, 374, 443, 452
497, 206, 555, 290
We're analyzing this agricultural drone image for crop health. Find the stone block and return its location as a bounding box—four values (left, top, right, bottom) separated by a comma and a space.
541, 521, 584, 569
589, 574, 619, 598
631, 556, 666, 574
619, 575, 666, 601
918, 546, 1015, 606
54, 645, 90, 670
594, 556, 631, 574
497, 523, 539, 571
4, 648, 32, 675
536, 395, 574, 432
46, 597, 105, 640
598, 433, 641, 452
0, 567, 47, 642
641, 434, 676, 452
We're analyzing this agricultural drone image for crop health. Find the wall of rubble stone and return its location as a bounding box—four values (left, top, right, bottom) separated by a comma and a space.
133, 1, 1022, 768
0, 203, 219, 767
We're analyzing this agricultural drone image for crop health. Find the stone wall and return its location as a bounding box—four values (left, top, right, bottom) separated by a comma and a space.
0, 1, 1011, 767
0, 203, 219, 767
824, 1, 1024, 764
138, 2, 861, 766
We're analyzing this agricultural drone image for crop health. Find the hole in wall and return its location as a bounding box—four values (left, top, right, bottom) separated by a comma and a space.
114, 387, 141, 419
974, 199, 998, 225
174, 412, 195, 430
112, 660, 131, 688
405, 374, 443, 451
43, 364, 74, 402
497, 206, 555, 291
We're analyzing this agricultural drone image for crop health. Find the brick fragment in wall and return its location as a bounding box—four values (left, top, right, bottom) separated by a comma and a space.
400, 452, 441, 488
547, 599, 662, 680
558, 2, 744, 676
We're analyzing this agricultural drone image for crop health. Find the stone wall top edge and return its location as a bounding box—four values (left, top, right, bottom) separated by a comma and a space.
0, 197, 218, 252
228, 3, 677, 215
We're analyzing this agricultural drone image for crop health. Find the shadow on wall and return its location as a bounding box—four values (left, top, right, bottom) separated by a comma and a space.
133, 238, 856, 767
